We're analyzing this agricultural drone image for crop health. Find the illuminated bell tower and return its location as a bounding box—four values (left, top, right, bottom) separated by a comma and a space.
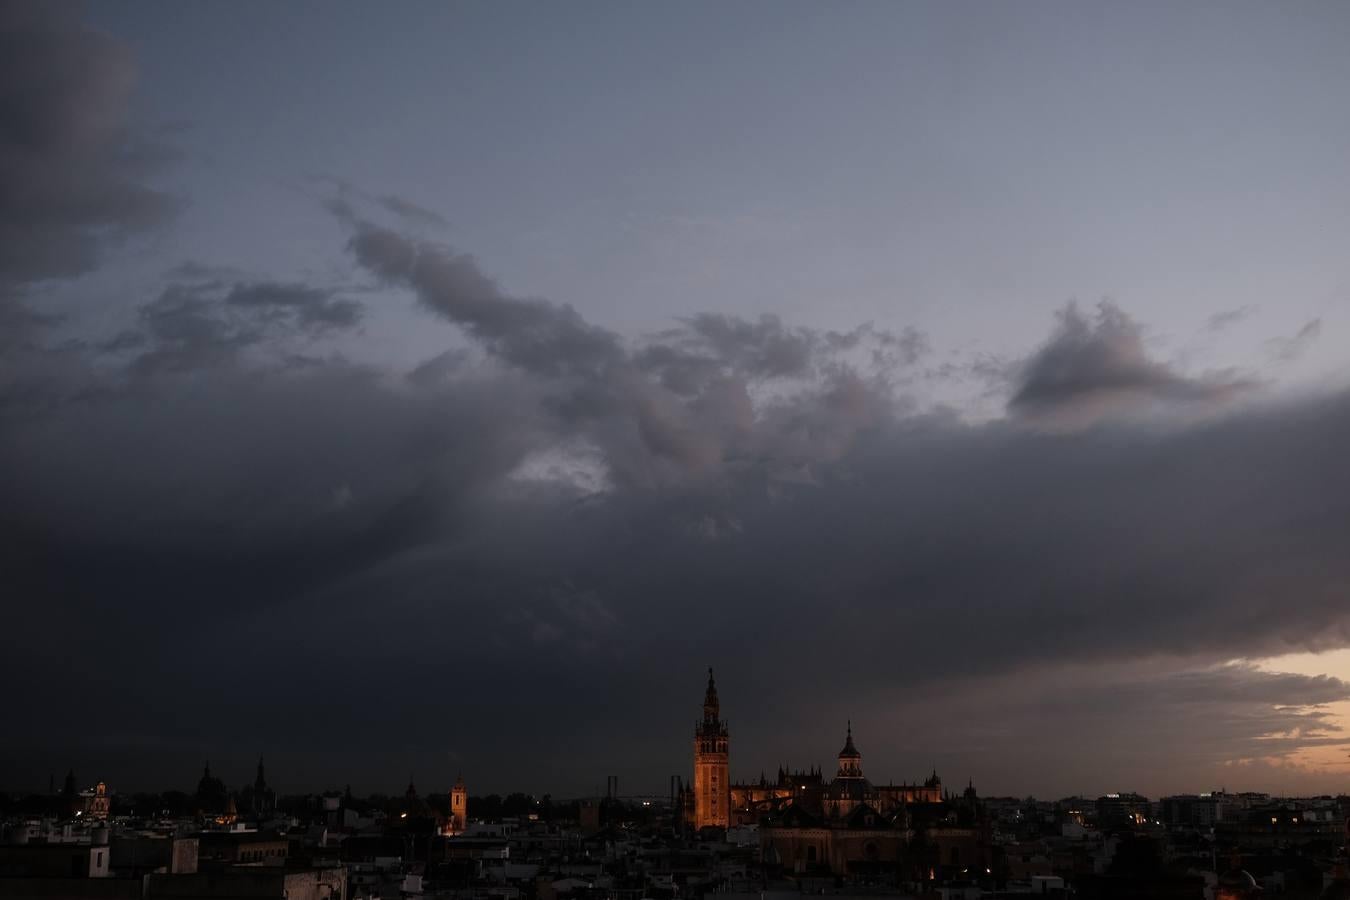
448, 774, 468, 835
693, 667, 729, 829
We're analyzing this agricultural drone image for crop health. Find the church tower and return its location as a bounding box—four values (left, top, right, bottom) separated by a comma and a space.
448, 774, 468, 834
693, 668, 729, 829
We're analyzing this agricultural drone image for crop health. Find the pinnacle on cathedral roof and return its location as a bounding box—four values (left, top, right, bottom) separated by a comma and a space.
838, 720, 861, 759
702, 666, 721, 724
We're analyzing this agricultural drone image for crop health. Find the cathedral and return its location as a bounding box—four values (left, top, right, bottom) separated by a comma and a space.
686, 669, 989, 879
688, 668, 944, 830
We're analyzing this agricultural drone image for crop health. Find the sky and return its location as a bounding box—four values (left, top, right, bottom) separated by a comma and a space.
3, 0, 1350, 801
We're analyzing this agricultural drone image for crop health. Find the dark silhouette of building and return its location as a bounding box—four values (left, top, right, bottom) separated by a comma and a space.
194, 763, 227, 815
239, 757, 275, 819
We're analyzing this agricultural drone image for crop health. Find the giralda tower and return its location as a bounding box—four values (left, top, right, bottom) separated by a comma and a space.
693, 667, 730, 829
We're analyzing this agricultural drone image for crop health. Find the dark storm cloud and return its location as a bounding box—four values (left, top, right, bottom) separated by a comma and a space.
7, 199, 1350, 793
1008, 301, 1254, 427
6, 4, 1350, 794
8, 255, 1350, 790
11, 195, 1350, 791
0, 0, 177, 292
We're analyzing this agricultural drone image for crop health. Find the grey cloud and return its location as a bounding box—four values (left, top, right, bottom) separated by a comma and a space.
631, 340, 718, 395
118, 278, 363, 375
633, 314, 815, 399
378, 194, 449, 228
224, 282, 363, 330
1008, 301, 1254, 427
872, 325, 930, 370
821, 323, 929, 372
405, 349, 473, 387
1267, 318, 1322, 363
129, 285, 261, 375
682, 313, 817, 379
98, 329, 147, 353
340, 209, 920, 492
0, 293, 64, 349
309, 176, 447, 230
165, 260, 240, 282
924, 352, 1017, 400
1207, 305, 1257, 332
343, 222, 902, 488
350, 225, 623, 379
637, 318, 927, 398
0, 0, 178, 291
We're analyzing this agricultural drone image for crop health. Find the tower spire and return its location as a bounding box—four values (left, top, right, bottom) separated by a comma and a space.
837, 721, 862, 778
703, 667, 720, 723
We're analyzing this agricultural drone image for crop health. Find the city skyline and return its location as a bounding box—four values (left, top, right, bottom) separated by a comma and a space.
8, 666, 1347, 801
5, 0, 1350, 802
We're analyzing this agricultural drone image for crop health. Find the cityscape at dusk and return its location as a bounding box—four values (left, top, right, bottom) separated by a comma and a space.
4, 0, 1350, 897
